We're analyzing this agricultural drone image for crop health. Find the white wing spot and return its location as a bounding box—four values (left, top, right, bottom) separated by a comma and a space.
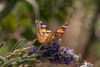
39, 21, 42, 23
61, 31, 64, 33
42, 25, 46, 27
47, 30, 51, 32
62, 25, 67, 28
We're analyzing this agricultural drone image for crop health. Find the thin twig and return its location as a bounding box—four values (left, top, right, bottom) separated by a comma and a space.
0, 56, 6, 62
30, 39, 38, 46
5, 39, 25, 56
0, 42, 6, 49
1, 58, 21, 67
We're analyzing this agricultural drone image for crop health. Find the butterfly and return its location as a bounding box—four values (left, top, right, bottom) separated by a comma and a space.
35, 20, 69, 44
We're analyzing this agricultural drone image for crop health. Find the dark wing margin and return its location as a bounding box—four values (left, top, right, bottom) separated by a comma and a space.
55, 22, 69, 37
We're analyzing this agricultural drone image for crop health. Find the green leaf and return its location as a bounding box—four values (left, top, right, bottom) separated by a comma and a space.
1, 13, 17, 31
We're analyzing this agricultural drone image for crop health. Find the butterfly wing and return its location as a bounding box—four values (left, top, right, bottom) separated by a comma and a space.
35, 20, 54, 43
55, 22, 69, 37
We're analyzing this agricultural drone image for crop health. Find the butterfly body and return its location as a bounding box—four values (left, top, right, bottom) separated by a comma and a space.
35, 20, 68, 44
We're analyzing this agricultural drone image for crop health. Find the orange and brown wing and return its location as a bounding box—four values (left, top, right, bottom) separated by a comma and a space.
35, 20, 53, 43
55, 22, 69, 37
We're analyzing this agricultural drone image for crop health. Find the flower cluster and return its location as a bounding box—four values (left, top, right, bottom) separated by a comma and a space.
0, 39, 93, 67
29, 41, 75, 65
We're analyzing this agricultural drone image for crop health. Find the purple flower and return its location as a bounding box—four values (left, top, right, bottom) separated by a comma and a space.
51, 42, 60, 51
29, 48, 37, 55
40, 45, 45, 50
39, 42, 60, 57
65, 56, 72, 65
48, 46, 75, 65
29, 41, 75, 65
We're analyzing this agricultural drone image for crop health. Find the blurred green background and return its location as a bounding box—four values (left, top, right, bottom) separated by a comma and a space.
0, 0, 100, 67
